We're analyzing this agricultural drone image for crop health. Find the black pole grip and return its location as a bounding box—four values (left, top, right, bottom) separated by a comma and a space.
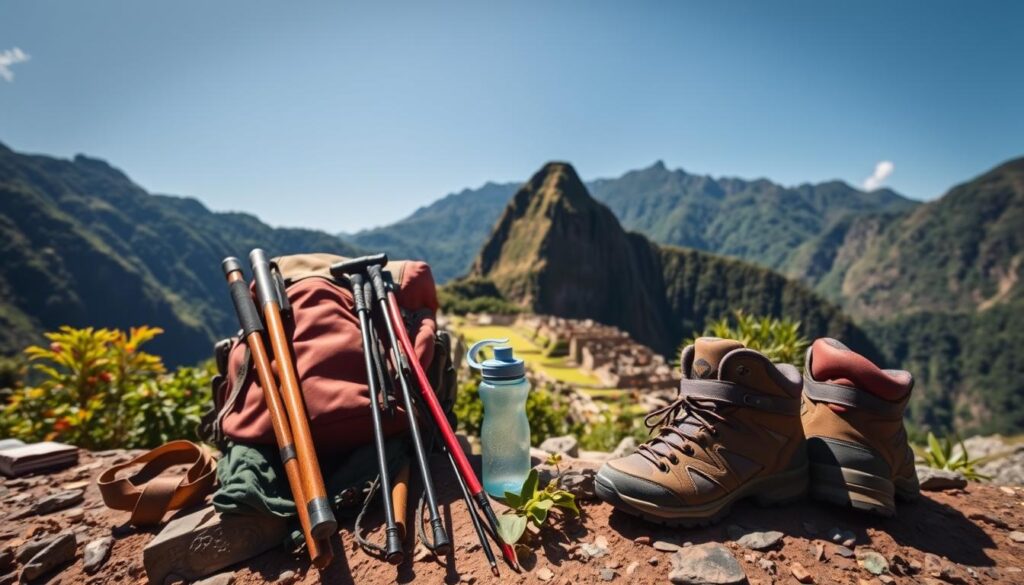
249, 249, 276, 308
329, 252, 388, 279
349, 273, 367, 313
228, 280, 264, 337
367, 265, 389, 304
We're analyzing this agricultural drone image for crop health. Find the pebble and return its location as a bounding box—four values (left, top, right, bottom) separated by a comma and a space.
826, 527, 857, 547
654, 540, 681, 552
634, 535, 651, 546
736, 530, 784, 551
834, 545, 855, 559
193, 572, 235, 585
878, 576, 896, 585
21, 532, 77, 582
756, 559, 777, 575
276, 569, 297, 584
599, 568, 616, 581
64, 507, 85, 522
1000, 486, 1017, 495
604, 559, 620, 570
812, 542, 826, 562
669, 543, 746, 585
61, 480, 90, 491
856, 549, 889, 575
537, 567, 555, 582
625, 561, 639, 576
916, 467, 968, 491
647, 556, 659, 566
559, 469, 598, 501
83, 536, 113, 574
29, 490, 85, 517
17, 535, 57, 563
1010, 531, 1024, 543
790, 562, 814, 584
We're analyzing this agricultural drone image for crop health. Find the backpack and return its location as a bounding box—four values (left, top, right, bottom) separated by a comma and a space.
202, 253, 453, 454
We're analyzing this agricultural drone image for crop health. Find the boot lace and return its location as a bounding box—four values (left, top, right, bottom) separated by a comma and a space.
636, 395, 727, 470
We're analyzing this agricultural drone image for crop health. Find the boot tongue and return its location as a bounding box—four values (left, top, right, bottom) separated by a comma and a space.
691, 337, 745, 379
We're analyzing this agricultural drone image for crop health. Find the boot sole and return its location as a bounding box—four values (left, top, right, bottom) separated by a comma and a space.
808, 462, 917, 517
594, 464, 808, 528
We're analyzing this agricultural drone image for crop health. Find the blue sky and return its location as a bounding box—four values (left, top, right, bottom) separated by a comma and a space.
1, 1, 1022, 232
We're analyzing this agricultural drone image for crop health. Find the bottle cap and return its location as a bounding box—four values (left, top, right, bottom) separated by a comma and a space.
466, 338, 525, 380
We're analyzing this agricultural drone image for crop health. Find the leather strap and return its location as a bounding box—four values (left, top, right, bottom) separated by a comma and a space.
678, 379, 801, 416
97, 440, 217, 526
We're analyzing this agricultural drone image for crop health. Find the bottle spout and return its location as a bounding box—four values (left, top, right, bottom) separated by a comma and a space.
466, 338, 525, 380
466, 338, 509, 371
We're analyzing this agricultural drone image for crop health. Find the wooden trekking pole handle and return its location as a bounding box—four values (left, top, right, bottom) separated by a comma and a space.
391, 463, 410, 539
250, 249, 337, 540
222, 259, 332, 567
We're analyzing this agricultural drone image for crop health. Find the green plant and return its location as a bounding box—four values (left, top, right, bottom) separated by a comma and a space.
0, 326, 212, 449
921, 432, 989, 481
685, 310, 809, 366
453, 375, 570, 445
496, 466, 579, 545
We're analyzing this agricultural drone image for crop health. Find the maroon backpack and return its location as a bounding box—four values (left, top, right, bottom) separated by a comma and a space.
205, 253, 452, 453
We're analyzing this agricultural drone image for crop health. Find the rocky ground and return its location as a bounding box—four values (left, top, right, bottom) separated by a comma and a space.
1, 446, 1024, 585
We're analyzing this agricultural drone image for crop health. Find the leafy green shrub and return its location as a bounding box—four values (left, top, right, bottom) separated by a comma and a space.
575, 397, 649, 452
454, 374, 570, 445
685, 310, 809, 365
438, 277, 522, 315
0, 326, 212, 449
921, 432, 989, 481
496, 465, 579, 546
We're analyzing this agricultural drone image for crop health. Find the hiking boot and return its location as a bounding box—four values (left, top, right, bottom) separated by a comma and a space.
595, 337, 807, 526
801, 338, 919, 516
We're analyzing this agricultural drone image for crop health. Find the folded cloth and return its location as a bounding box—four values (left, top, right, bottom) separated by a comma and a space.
212, 436, 410, 520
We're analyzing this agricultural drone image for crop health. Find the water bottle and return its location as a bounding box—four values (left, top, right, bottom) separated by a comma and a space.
467, 339, 531, 498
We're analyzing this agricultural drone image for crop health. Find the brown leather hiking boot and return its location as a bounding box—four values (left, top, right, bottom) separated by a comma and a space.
802, 338, 919, 517
595, 337, 807, 526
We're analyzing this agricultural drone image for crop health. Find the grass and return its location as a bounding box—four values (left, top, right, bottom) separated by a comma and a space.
455, 323, 604, 388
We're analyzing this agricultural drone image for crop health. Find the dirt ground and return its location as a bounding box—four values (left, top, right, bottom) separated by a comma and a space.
2, 449, 1023, 585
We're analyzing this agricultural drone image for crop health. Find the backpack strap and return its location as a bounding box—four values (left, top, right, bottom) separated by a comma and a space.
97, 440, 217, 526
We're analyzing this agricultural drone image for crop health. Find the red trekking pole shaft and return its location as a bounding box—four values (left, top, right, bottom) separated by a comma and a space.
380, 277, 519, 570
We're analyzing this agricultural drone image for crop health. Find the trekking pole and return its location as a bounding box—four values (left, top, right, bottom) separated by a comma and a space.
249, 249, 337, 540
330, 255, 451, 555
370, 265, 519, 571
346, 272, 403, 564
221, 258, 332, 568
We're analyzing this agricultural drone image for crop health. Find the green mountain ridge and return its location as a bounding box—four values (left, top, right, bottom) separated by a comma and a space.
0, 142, 359, 365
469, 162, 872, 358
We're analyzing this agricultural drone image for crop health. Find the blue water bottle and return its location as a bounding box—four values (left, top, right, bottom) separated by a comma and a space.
467, 339, 531, 498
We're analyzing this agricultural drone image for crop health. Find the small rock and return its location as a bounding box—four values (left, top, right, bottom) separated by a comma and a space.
916, 467, 968, 491
193, 572, 235, 585
64, 507, 85, 522
856, 549, 889, 576
83, 536, 113, 574
878, 576, 895, 585
1010, 531, 1024, 543
654, 540, 681, 552
21, 532, 77, 582
834, 545, 855, 559
634, 535, 652, 546
539, 436, 579, 458
559, 469, 597, 501
30, 490, 85, 516
968, 511, 1010, 529
604, 560, 620, 570
647, 556, 659, 566
599, 568, 616, 581
999, 486, 1016, 495
826, 527, 856, 548
611, 437, 637, 458
790, 562, 814, 584
17, 536, 57, 563
537, 567, 555, 582
812, 543, 826, 562
579, 537, 609, 559
625, 561, 639, 576
669, 543, 746, 585
276, 569, 297, 584
736, 530, 784, 551
61, 480, 90, 491
756, 559, 777, 575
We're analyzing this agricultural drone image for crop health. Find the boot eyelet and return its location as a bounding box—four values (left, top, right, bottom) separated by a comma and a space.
658, 462, 669, 472
669, 455, 679, 464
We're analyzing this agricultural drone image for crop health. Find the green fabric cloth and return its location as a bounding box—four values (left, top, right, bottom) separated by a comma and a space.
213, 437, 410, 520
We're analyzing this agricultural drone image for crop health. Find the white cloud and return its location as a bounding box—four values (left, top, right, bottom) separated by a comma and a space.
862, 160, 894, 191
0, 47, 31, 82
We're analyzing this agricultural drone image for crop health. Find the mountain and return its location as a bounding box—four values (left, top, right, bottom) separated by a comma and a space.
348, 181, 517, 282
352, 162, 917, 283
470, 162, 871, 357
794, 157, 1024, 318
0, 142, 359, 365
